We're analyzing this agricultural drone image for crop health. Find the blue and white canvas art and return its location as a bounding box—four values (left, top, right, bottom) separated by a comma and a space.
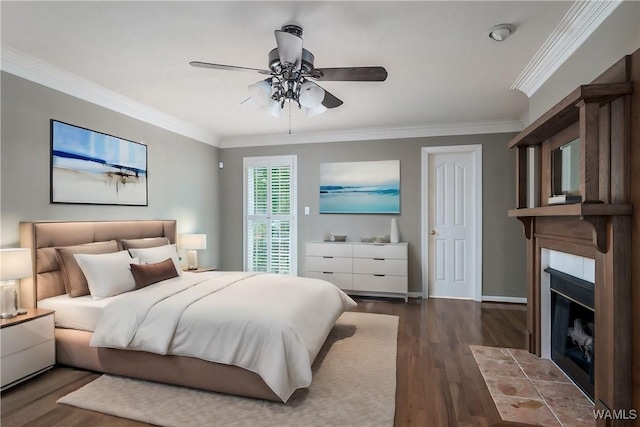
51, 120, 148, 205
319, 160, 400, 214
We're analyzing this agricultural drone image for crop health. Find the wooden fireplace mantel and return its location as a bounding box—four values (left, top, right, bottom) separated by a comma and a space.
508, 55, 634, 426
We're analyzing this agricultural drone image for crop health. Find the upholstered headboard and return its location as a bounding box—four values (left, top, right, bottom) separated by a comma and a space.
19, 220, 177, 307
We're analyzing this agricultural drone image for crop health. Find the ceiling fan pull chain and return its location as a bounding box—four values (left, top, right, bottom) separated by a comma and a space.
288, 101, 292, 135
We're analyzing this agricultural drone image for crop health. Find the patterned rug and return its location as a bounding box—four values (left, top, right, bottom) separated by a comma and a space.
470, 345, 594, 427
58, 312, 398, 427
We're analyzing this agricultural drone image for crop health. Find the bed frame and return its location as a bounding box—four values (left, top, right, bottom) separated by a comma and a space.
19, 220, 280, 401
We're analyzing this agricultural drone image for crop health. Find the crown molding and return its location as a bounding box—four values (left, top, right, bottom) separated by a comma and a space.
0, 45, 219, 147
219, 119, 524, 149
1, 46, 524, 150
511, 0, 622, 97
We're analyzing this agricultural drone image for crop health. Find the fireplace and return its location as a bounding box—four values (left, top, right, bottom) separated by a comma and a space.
547, 267, 595, 400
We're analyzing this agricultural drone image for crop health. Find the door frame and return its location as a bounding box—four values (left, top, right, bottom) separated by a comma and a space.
421, 145, 482, 301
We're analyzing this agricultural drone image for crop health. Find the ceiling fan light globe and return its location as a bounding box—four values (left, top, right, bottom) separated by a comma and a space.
263, 99, 282, 118
306, 103, 327, 117
299, 81, 325, 108
248, 80, 272, 106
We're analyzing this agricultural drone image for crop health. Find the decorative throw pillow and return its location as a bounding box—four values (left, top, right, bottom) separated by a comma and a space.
128, 244, 182, 275
120, 237, 170, 250
73, 250, 138, 300
130, 258, 179, 289
55, 240, 120, 297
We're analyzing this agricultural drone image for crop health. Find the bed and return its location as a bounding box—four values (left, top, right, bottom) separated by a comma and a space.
19, 220, 356, 402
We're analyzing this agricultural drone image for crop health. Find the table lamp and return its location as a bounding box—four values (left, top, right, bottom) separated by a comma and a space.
0, 248, 32, 318
181, 234, 206, 270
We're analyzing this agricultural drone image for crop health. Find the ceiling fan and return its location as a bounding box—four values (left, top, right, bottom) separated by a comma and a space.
190, 24, 388, 117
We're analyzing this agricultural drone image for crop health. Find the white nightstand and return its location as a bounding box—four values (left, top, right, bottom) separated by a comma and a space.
1, 308, 55, 390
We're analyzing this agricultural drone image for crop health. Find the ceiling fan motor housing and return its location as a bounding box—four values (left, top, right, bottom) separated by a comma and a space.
268, 48, 315, 74
280, 24, 303, 37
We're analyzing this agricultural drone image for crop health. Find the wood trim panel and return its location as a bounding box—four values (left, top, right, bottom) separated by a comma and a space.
578, 100, 601, 202
629, 49, 640, 422
599, 103, 611, 204
516, 147, 527, 208
535, 237, 595, 259
610, 95, 630, 204
594, 217, 632, 419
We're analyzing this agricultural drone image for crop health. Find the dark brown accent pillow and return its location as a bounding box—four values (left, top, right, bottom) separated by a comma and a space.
55, 240, 119, 297
130, 258, 179, 289
120, 237, 170, 250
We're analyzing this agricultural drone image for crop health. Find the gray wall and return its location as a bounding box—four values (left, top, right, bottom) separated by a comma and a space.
220, 134, 527, 298
529, 0, 640, 121
0, 72, 221, 269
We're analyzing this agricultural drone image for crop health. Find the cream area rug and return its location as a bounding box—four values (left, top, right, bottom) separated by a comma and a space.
58, 312, 398, 427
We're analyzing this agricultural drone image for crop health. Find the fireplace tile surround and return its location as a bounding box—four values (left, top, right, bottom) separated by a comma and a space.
471, 345, 595, 426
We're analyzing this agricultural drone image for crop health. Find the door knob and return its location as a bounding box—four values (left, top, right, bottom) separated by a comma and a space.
430, 230, 436, 235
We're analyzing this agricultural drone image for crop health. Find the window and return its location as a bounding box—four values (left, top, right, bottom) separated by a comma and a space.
243, 155, 297, 275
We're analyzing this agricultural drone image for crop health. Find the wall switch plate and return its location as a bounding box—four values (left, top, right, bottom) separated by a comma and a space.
304, 206, 310, 215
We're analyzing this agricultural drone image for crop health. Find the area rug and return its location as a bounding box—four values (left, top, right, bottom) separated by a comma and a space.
58, 312, 398, 427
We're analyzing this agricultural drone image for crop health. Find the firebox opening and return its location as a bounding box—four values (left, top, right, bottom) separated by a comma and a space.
546, 267, 595, 401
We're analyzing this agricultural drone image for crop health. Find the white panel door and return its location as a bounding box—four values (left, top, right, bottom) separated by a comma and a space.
427, 151, 476, 299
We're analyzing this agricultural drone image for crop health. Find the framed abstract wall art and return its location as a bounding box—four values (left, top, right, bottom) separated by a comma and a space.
319, 160, 400, 214
50, 120, 148, 206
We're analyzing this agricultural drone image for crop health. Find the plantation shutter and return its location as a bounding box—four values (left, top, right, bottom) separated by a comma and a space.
244, 156, 297, 275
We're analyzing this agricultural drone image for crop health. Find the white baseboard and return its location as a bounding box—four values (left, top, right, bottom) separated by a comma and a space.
407, 292, 423, 299
482, 296, 527, 304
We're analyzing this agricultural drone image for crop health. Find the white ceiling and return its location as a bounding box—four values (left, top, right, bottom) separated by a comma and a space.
1, 1, 576, 147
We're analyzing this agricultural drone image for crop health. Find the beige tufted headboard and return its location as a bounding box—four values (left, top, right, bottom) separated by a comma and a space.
19, 220, 177, 308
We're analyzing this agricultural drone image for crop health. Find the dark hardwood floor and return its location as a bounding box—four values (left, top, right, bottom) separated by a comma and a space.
1, 298, 530, 426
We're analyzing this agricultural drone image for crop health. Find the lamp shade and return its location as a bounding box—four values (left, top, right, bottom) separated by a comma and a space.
248, 80, 272, 106
299, 81, 325, 108
305, 103, 327, 117
0, 248, 32, 281
181, 234, 207, 250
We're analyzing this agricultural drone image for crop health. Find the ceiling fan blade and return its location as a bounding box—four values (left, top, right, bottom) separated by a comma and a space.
189, 61, 271, 75
311, 66, 388, 82
321, 88, 343, 109
274, 30, 303, 68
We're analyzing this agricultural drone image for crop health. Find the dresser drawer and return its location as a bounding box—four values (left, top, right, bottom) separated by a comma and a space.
306, 242, 353, 257
353, 274, 407, 294
354, 258, 407, 276
306, 272, 353, 290
1, 340, 55, 387
306, 256, 353, 273
353, 244, 407, 259
1, 314, 54, 358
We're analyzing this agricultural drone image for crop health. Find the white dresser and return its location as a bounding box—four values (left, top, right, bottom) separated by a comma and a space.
305, 242, 408, 301
1, 308, 55, 390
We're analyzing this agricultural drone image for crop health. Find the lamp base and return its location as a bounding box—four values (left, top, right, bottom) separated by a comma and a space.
186, 250, 199, 270
1, 312, 18, 319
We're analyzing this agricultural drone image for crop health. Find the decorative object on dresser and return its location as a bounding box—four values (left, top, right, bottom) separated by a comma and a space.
305, 241, 408, 301
180, 233, 207, 270
1, 308, 55, 390
319, 160, 400, 214
50, 120, 148, 206
0, 248, 32, 318
390, 217, 400, 243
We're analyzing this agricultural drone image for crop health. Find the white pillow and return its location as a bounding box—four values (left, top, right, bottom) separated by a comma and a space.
128, 244, 182, 275
74, 250, 139, 300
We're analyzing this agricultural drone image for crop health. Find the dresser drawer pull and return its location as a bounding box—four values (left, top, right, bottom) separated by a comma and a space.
374, 274, 386, 277
322, 256, 334, 259
373, 257, 385, 261
322, 272, 334, 274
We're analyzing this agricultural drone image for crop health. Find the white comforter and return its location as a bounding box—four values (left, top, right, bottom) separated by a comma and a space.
90, 271, 356, 401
